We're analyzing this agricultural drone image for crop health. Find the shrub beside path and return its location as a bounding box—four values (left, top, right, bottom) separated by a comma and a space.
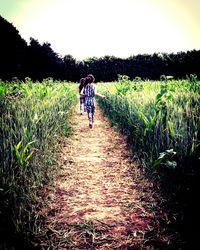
38, 104, 179, 249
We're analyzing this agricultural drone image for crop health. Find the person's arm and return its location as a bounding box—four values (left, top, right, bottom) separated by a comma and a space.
94, 86, 106, 99
95, 92, 106, 99
80, 87, 85, 96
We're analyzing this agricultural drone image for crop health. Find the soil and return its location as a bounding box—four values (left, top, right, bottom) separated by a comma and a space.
37, 104, 181, 250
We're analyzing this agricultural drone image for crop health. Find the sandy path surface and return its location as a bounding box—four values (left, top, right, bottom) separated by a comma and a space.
39, 104, 172, 249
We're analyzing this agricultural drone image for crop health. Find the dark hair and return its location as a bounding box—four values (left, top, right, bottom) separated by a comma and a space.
79, 77, 85, 84
84, 74, 95, 85
79, 77, 85, 93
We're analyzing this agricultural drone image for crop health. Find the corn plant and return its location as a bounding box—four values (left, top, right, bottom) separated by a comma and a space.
97, 78, 200, 176
0, 79, 78, 248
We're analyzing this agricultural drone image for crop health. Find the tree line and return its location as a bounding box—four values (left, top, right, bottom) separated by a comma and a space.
1, 15, 200, 82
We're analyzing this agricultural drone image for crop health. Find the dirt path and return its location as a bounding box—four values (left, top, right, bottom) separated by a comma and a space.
39, 103, 173, 249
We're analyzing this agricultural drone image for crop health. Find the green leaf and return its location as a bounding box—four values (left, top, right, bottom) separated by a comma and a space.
165, 161, 177, 169
15, 141, 22, 151
158, 152, 166, 160
23, 140, 35, 154
25, 150, 34, 162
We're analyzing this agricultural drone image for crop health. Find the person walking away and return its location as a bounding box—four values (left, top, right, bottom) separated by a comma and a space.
78, 77, 86, 115
81, 74, 106, 128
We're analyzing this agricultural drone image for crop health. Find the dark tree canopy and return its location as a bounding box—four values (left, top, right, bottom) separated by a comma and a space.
0, 15, 200, 82
0, 15, 28, 79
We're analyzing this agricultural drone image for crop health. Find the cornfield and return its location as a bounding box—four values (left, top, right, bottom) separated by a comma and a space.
0, 78, 78, 248
97, 75, 200, 177
0, 75, 200, 248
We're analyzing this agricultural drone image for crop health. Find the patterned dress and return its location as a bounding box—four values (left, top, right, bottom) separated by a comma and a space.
84, 84, 95, 123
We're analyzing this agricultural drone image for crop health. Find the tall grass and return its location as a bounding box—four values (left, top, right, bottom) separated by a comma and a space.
0, 79, 78, 248
97, 77, 199, 177
97, 76, 200, 248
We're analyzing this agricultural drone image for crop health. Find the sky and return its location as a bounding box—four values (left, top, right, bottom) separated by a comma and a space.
1, 0, 200, 60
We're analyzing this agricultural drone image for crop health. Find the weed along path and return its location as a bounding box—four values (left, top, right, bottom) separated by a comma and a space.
40, 103, 177, 249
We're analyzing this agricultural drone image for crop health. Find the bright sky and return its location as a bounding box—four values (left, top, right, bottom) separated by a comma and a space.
1, 0, 200, 60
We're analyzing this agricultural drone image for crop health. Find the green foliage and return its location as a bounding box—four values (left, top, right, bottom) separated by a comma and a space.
97, 79, 199, 177
14, 140, 35, 168
186, 74, 200, 93
153, 149, 177, 170
116, 75, 131, 95
0, 80, 78, 247
160, 75, 174, 81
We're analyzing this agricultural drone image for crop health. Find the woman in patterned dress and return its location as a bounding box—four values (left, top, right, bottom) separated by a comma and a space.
80, 74, 106, 128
